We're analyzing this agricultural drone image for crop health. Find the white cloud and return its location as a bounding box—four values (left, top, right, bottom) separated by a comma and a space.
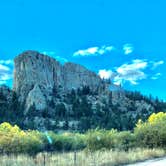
98, 58, 164, 86
73, 43, 135, 57
98, 69, 114, 79
73, 45, 115, 57
114, 59, 148, 85
0, 59, 13, 65
114, 71, 146, 85
98, 59, 148, 86
114, 59, 147, 85
123, 44, 134, 55
0, 61, 13, 85
0, 64, 10, 71
116, 59, 147, 74
0, 73, 12, 81
151, 60, 164, 69
0, 71, 13, 85
151, 73, 162, 80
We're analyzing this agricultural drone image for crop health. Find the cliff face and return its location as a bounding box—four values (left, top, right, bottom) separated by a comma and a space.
12, 50, 158, 131
13, 51, 105, 110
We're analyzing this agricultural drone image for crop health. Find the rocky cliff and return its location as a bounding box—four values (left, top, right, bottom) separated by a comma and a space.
13, 51, 107, 110
9, 50, 165, 131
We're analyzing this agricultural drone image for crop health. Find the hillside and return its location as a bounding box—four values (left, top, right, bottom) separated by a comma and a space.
0, 51, 166, 131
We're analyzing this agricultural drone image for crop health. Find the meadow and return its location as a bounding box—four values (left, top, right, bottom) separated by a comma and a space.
0, 148, 165, 166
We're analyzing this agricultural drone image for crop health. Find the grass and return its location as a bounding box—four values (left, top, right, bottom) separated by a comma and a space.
0, 148, 165, 166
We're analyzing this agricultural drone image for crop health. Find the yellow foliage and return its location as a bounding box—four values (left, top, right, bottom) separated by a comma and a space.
148, 112, 166, 124
0, 122, 13, 132
0, 122, 43, 154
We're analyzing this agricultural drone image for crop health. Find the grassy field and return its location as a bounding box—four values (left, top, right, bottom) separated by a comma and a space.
0, 148, 165, 166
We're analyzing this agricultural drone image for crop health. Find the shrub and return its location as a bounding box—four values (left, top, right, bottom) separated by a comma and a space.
42, 132, 86, 151
0, 123, 43, 155
86, 129, 135, 151
134, 112, 166, 148
86, 129, 118, 151
113, 131, 136, 151
22, 131, 44, 155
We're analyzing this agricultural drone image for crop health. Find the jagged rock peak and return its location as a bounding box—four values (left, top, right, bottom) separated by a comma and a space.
13, 50, 108, 110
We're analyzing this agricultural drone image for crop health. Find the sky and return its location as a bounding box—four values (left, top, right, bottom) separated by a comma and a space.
0, 0, 166, 100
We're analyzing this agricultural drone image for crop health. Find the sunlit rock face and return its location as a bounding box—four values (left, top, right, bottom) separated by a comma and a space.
62, 62, 102, 90
26, 84, 47, 111
13, 50, 106, 110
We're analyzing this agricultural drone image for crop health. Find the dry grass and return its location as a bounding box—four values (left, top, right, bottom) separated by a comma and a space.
0, 148, 165, 166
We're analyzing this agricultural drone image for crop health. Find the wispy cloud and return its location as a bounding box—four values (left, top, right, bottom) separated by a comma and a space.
0, 64, 10, 71
0, 73, 12, 81
114, 59, 147, 85
151, 73, 162, 80
151, 60, 164, 69
98, 59, 148, 85
42, 51, 68, 63
73, 45, 115, 57
73, 43, 135, 57
0, 59, 13, 65
0, 63, 13, 85
123, 44, 134, 55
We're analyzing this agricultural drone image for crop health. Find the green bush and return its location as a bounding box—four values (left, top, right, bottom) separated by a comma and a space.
23, 131, 44, 155
86, 129, 118, 151
86, 129, 135, 151
134, 121, 166, 148
113, 131, 136, 151
41, 132, 86, 151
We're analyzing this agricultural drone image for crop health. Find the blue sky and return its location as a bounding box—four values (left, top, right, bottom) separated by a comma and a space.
0, 0, 166, 100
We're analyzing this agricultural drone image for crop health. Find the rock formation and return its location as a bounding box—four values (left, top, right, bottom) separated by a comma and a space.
13, 51, 107, 110
10, 50, 161, 131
